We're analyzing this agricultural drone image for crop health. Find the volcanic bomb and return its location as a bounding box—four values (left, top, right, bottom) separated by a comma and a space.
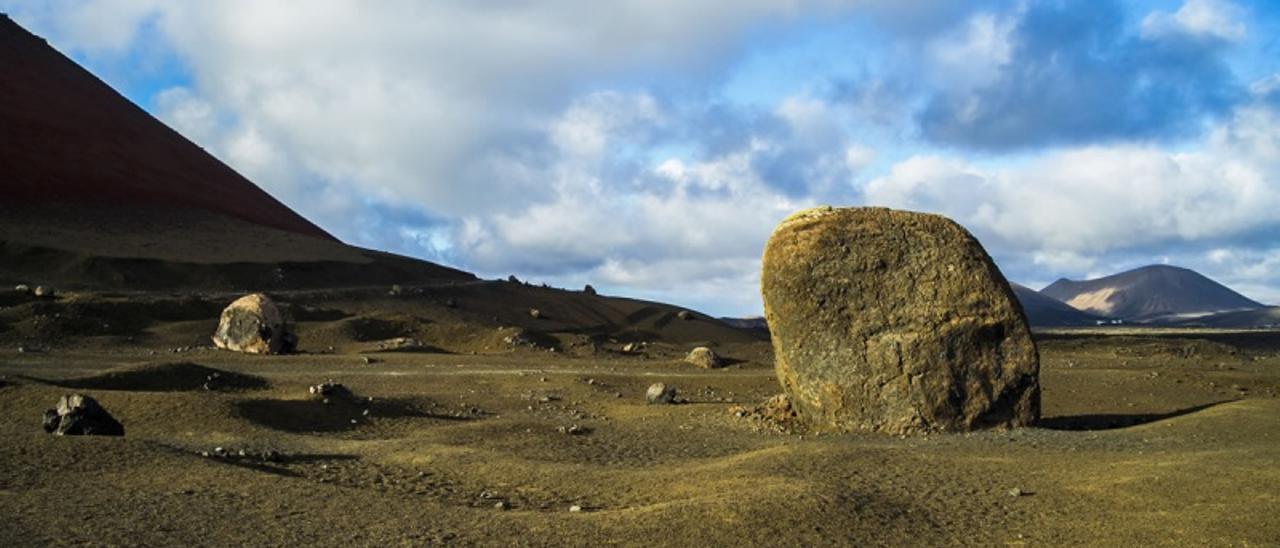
761, 206, 1039, 434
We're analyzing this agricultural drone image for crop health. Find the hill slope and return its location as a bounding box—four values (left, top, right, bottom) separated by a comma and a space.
0, 14, 474, 288
1010, 283, 1103, 327
1041, 265, 1263, 321
0, 14, 330, 239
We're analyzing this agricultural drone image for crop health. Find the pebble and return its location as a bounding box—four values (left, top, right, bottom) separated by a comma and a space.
568, 505, 583, 513
1008, 487, 1025, 497
494, 501, 507, 510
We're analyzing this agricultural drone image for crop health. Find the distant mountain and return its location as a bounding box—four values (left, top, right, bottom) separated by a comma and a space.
1166, 307, 1280, 329
1010, 283, 1104, 327
1041, 265, 1264, 322
719, 317, 768, 331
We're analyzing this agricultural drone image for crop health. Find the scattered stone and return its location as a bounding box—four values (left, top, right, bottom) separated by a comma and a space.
729, 394, 802, 432
211, 293, 296, 355
494, 501, 508, 511
621, 342, 645, 354
558, 424, 587, 435
13, 284, 30, 293
529, 308, 542, 319
1008, 487, 1026, 497
507, 275, 520, 284
32, 285, 54, 298
309, 381, 353, 401
761, 206, 1040, 434
569, 505, 583, 513
42, 394, 124, 436
378, 337, 425, 351
676, 310, 692, 320
646, 383, 677, 405
685, 347, 722, 369
583, 284, 597, 296
444, 298, 458, 308
388, 284, 403, 296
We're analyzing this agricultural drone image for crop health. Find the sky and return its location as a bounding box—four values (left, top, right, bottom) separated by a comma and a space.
5, 0, 1280, 315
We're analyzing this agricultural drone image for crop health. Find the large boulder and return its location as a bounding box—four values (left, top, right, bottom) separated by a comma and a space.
43, 394, 124, 436
212, 293, 295, 354
761, 206, 1039, 434
685, 347, 722, 369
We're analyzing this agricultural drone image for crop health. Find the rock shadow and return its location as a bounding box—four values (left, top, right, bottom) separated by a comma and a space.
235, 397, 474, 434
1038, 400, 1237, 431
50, 362, 269, 392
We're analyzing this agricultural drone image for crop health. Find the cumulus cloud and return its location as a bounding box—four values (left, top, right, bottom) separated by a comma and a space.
453, 91, 866, 312
865, 95, 1280, 299
5, 0, 1279, 314
1142, 0, 1247, 42
916, 0, 1242, 149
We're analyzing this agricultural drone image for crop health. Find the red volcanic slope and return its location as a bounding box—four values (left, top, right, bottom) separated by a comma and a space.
0, 14, 334, 240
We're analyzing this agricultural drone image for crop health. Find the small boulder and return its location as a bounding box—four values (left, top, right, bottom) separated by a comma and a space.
32, 285, 54, 298
621, 342, 645, 354
583, 284, 597, 296
13, 284, 30, 293
529, 308, 542, 319
685, 347, 722, 369
378, 337, 424, 351
761, 206, 1039, 434
646, 383, 677, 404
507, 275, 521, 284
212, 293, 295, 355
42, 394, 124, 436
676, 310, 692, 320
309, 381, 353, 401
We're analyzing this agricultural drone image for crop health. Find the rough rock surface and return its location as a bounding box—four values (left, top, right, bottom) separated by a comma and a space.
685, 347, 722, 369
761, 206, 1039, 434
646, 383, 677, 404
212, 293, 294, 355
43, 394, 124, 436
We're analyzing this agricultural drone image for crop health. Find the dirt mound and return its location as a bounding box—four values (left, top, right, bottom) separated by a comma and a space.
312, 314, 428, 343
55, 362, 268, 392
761, 207, 1039, 434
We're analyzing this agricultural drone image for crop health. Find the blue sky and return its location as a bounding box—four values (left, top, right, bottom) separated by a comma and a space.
5, 0, 1280, 315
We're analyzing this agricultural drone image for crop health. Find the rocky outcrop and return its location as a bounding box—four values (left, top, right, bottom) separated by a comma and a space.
42, 394, 124, 436
761, 206, 1039, 434
212, 293, 295, 355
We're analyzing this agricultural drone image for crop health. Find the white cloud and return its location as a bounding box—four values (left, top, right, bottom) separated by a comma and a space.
1141, 0, 1246, 42
456, 91, 823, 305
6, 0, 1278, 315
865, 98, 1280, 298
926, 10, 1017, 91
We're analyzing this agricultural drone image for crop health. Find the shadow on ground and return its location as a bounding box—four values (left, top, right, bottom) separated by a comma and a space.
1038, 400, 1237, 431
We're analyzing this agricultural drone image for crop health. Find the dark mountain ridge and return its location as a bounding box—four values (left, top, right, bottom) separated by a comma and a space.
1041, 264, 1264, 322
